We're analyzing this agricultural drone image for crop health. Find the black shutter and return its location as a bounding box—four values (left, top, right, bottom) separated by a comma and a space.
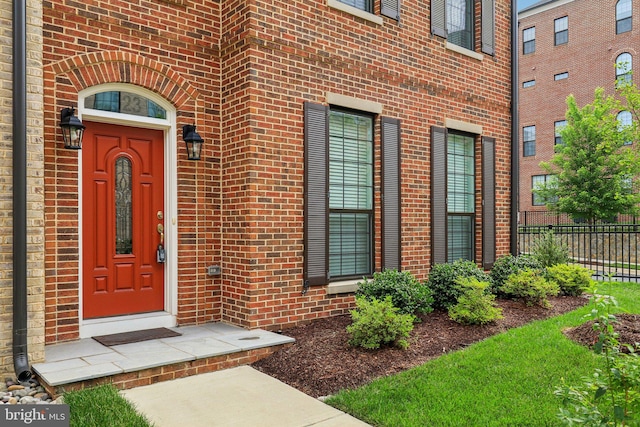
431, 126, 447, 265
304, 102, 329, 285
481, 0, 495, 55
431, 0, 447, 38
482, 136, 496, 269
382, 117, 401, 271
381, 0, 401, 21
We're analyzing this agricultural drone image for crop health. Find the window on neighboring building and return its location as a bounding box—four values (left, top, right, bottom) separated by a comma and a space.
446, 0, 474, 50
555, 120, 567, 145
617, 0, 632, 34
523, 125, 536, 156
622, 176, 634, 194
523, 27, 535, 54
522, 80, 536, 88
532, 175, 555, 206
337, 0, 373, 13
616, 53, 633, 87
554, 72, 569, 80
327, 110, 374, 278
618, 110, 633, 145
447, 132, 475, 261
555, 16, 568, 45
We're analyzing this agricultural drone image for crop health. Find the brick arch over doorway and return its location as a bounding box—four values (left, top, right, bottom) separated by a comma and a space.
43, 52, 218, 344
44, 51, 201, 113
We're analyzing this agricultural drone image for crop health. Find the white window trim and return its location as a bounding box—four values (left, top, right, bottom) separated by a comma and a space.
327, 0, 384, 25
77, 83, 178, 337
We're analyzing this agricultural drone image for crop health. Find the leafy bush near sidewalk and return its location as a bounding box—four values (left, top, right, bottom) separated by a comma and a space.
500, 269, 560, 308
427, 260, 490, 310
347, 296, 415, 350
356, 269, 433, 315
448, 277, 503, 325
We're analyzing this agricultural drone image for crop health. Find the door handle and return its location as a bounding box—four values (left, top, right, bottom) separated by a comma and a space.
157, 224, 164, 245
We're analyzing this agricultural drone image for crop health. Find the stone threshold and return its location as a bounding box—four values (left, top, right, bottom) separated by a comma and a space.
32, 322, 295, 395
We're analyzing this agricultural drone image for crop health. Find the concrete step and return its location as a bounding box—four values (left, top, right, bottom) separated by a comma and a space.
32, 323, 294, 395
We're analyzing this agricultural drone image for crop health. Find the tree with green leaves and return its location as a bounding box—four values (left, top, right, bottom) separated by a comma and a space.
536, 87, 640, 223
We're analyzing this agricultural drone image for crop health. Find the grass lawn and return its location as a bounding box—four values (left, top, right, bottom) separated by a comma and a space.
64, 384, 152, 427
325, 281, 640, 426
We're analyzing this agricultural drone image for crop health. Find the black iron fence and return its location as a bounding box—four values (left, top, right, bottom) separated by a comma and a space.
518, 212, 640, 281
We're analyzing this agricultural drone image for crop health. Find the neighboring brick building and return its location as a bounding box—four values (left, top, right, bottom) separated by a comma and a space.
518, 0, 639, 214
3, 0, 514, 377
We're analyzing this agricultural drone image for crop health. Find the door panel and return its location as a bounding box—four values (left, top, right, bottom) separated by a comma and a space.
83, 122, 165, 319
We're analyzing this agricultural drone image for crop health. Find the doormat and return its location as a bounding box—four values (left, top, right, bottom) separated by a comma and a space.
93, 327, 181, 346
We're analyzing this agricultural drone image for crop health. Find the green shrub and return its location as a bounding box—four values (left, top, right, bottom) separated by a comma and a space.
356, 269, 433, 315
448, 277, 503, 325
347, 296, 415, 350
531, 229, 570, 268
427, 260, 490, 310
545, 264, 593, 296
489, 254, 542, 294
499, 269, 560, 308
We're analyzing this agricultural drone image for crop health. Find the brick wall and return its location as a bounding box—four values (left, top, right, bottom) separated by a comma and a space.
0, 0, 45, 378
218, 0, 514, 329
518, 0, 640, 212
40, 0, 513, 341
42, 1, 221, 341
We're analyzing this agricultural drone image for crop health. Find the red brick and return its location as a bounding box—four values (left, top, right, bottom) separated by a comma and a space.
42, 0, 513, 343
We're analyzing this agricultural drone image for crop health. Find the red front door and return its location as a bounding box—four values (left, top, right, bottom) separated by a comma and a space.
82, 122, 165, 319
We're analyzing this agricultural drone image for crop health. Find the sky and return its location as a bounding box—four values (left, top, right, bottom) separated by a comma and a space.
518, 0, 541, 11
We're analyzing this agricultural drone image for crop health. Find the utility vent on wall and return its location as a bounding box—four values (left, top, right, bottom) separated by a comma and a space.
207, 265, 221, 276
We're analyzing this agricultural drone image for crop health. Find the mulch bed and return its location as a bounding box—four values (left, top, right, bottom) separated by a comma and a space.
252, 296, 590, 397
563, 313, 640, 352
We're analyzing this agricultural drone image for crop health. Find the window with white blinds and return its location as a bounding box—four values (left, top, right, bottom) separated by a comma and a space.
447, 133, 475, 261
328, 110, 374, 278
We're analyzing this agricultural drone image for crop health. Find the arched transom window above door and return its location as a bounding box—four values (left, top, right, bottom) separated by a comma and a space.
84, 91, 167, 119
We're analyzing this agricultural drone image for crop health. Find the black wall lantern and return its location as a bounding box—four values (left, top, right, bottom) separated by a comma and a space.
182, 124, 204, 161
59, 107, 85, 149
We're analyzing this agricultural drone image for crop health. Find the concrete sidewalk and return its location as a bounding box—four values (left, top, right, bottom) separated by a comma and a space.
121, 366, 371, 427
